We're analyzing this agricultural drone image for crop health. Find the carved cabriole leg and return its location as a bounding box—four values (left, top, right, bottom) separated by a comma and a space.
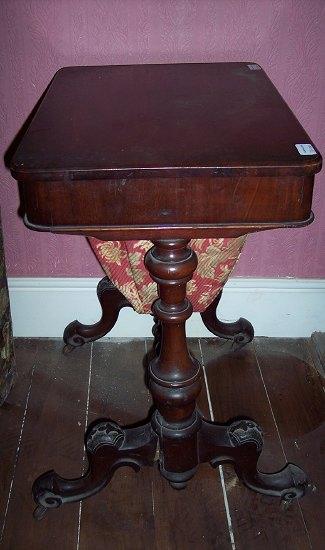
198, 419, 309, 505
32, 420, 157, 519
63, 277, 132, 352
200, 290, 254, 350
145, 239, 203, 488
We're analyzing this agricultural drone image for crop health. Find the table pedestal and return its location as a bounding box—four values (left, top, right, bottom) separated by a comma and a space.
32, 240, 310, 520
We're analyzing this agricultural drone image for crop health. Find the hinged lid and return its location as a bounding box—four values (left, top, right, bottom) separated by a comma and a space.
11, 62, 322, 182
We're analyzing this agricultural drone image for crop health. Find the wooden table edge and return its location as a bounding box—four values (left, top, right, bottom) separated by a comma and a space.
23, 213, 314, 240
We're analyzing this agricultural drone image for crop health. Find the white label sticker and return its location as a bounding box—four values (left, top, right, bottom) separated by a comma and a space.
295, 143, 317, 155
247, 64, 261, 70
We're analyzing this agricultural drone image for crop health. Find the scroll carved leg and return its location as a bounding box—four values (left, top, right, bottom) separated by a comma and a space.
32, 420, 157, 519
200, 290, 254, 350
63, 277, 132, 352
198, 418, 310, 505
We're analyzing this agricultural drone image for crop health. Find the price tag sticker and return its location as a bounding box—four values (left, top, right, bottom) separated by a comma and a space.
295, 143, 317, 155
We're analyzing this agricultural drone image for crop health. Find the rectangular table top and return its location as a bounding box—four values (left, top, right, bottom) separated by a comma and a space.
11, 62, 321, 182
10, 62, 322, 240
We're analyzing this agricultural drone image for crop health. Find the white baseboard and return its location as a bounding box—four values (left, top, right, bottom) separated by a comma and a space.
8, 277, 325, 338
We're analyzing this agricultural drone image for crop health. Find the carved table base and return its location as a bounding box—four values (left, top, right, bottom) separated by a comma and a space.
33, 412, 309, 520
34, 240, 310, 520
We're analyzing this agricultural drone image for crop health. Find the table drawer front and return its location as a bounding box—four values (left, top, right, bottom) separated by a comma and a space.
21, 175, 314, 229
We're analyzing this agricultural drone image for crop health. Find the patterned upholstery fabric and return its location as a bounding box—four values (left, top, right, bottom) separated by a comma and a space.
89, 237, 246, 314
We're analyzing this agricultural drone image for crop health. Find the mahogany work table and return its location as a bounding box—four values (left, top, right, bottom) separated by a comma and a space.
10, 62, 322, 520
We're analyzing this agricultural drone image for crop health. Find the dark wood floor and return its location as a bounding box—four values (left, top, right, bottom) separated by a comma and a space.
0, 335, 324, 550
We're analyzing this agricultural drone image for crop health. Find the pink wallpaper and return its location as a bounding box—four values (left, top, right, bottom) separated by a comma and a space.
0, 0, 324, 278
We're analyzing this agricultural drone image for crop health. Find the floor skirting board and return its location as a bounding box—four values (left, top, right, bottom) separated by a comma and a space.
8, 277, 325, 338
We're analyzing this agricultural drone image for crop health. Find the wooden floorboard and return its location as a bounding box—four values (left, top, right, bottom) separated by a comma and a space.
78, 339, 156, 550
0, 337, 323, 549
200, 338, 312, 550
0, 339, 91, 550
254, 337, 325, 550
0, 339, 39, 540
310, 332, 325, 377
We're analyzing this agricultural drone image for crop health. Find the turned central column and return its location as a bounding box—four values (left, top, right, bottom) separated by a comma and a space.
145, 239, 203, 487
